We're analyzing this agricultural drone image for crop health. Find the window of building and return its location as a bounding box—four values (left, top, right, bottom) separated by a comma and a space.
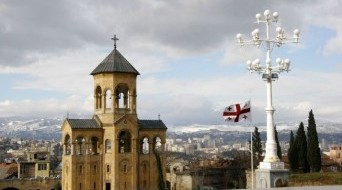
141, 137, 149, 154
95, 86, 102, 109
76, 136, 86, 155
154, 137, 162, 152
91, 136, 99, 154
64, 135, 71, 155
93, 165, 97, 174
38, 163, 47, 170
115, 84, 130, 109
105, 139, 112, 153
79, 165, 83, 174
105, 89, 112, 109
106, 164, 110, 173
124, 164, 127, 173
20, 165, 27, 174
106, 183, 111, 190
118, 131, 131, 153
143, 164, 147, 172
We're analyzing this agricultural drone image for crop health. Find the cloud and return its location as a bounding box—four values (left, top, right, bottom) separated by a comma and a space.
0, 47, 98, 95
0, 0, 321, 66
1, 0, 342, 126
137, 68, 342, 125
221, 43, 262, 65
139, 94, 221, 126
1, 67, 341, 124
298, 0, 342, 54
0, 95, 92, 118
0, 0, 108, 66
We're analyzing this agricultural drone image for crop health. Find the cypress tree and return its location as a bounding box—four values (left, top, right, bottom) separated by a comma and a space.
274, 125, 282, 160
288, 130, 297, 171
307, 110, 321, 172
155, 151, 165, 190
252, 126, 263, 161
295, 122, 310, 173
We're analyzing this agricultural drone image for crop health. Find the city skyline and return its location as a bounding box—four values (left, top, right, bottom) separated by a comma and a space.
0, 0, 341, 128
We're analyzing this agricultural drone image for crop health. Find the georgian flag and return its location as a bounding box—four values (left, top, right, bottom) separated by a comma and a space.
223, 101, 251, 122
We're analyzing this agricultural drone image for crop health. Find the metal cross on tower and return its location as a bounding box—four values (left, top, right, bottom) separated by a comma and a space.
111, 35, 119, 49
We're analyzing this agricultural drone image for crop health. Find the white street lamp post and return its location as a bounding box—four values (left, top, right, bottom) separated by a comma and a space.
236, 10, 300, 165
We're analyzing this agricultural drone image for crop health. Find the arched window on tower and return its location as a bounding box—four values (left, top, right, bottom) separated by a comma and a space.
90, 136, 99, 154
118, 131, 131, 153
105, 139, 112, 153
64, 135, 71, 155
141, 137, 149, 154
105, 89, 112, 109
95, 86, 102, 109
118, 92, 124, 108
154, 137, 162, 153
115, 84, 130, 109
76, 136, 86, 155
132, 89, 136, 110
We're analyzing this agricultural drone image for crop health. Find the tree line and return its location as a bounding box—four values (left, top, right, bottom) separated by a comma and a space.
288, 110, 321, 173
251, 110, 321, 173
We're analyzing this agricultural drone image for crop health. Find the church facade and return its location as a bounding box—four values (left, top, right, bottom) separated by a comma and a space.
61, 41, 167, 190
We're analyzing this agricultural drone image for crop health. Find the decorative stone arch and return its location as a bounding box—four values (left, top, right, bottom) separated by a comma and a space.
75, 136, 86, 155
117, 130, 131, 153
64, 134, 71, 155
95, 85, 102, 109
274, 177, 285, 187
140, 136, 150, 154
115, 83, 130, 109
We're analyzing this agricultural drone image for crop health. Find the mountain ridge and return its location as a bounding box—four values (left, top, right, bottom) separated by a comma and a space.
0, 117, 341, 142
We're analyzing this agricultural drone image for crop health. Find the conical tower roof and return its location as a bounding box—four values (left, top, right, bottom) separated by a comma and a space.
90, 48, 140, 75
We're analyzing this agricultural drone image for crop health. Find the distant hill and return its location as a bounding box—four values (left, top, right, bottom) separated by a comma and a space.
167, 121, 342, 145
0, 117, 63, 140
0, 117, 341, 145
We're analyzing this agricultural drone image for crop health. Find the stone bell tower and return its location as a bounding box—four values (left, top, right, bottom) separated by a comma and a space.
61, 36, 167, 190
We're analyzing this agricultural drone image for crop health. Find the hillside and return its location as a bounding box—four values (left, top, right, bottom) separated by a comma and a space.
288, 172, 342, 186
0, 117, 341, 143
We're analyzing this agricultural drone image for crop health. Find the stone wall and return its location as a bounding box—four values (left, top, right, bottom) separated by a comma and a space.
0, 178, 60, 190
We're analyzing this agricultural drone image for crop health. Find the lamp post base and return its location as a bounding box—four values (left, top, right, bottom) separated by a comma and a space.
255, 162, 289, 188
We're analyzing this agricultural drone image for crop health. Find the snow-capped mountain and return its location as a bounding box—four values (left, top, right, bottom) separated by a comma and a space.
168, 120, 342, 134
0, 117, 63, 140
0, 117, 341, 142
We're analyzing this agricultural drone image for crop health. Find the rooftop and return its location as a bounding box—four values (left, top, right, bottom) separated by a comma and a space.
139, 120, 168, 130
66, 119, 101, 129
90, 48, 140, 75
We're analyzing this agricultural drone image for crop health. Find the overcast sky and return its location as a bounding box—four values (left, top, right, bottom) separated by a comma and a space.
0, 0, 341, 128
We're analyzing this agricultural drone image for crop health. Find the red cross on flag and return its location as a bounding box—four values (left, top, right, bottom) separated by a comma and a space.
223, 101, 251, 122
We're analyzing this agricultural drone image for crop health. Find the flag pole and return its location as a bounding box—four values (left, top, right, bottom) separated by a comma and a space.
249, 98, 254, 189
251, 130, 254, 189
